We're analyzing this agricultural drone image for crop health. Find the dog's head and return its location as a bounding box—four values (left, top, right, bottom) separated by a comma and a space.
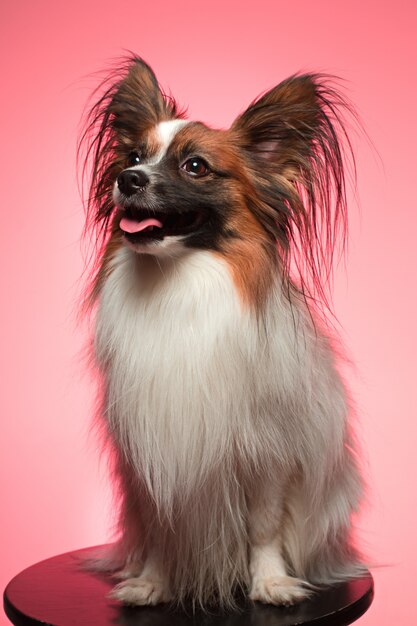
80, 56, 353, 307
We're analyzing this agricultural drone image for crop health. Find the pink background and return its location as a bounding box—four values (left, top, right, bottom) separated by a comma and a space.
1, 1, 416, 623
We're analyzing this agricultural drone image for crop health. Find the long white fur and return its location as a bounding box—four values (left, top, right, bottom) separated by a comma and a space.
94, 244, 364, 608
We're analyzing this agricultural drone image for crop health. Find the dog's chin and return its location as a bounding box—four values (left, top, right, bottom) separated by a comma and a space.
123, 233, 188, 257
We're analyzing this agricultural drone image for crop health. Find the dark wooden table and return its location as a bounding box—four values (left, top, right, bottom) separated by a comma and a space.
3, 545, 374, 625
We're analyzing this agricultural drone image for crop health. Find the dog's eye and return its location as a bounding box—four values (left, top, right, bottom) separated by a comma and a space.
127, 151, 141, 167
181, 157, 210, 178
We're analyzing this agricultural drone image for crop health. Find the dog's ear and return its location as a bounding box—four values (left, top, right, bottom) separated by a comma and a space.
108, 57, 178, 147
231, 74, 353, 308
232, 74, 342, 181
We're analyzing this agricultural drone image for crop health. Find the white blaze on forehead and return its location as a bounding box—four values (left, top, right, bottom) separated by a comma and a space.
154, 119, 188, 162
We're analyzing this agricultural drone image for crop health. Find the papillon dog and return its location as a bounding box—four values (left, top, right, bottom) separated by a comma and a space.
80, 56, 365, 610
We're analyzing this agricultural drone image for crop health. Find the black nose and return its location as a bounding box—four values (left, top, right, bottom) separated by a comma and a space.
117, 170, 149, 196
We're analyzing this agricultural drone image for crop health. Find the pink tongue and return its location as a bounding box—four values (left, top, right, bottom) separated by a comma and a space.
120, 216, 163, 234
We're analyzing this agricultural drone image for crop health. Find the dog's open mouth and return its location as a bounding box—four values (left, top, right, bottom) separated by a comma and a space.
119, 208, 206, 244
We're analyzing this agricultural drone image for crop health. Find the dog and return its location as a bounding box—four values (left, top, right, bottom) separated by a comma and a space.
79, 56, 365, 610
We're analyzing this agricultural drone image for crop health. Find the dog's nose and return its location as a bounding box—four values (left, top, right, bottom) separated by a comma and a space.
117, 170, 149, 196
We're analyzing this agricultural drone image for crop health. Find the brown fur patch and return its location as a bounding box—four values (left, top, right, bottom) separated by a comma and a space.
169, 123, 243, 173
216, 205, 276, 313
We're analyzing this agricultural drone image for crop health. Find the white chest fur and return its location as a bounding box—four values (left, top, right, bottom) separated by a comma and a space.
95, 249, 258, 505
95, 246, 345, 513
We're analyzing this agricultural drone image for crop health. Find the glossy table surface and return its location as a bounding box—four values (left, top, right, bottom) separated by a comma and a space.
3, 545, 374, 626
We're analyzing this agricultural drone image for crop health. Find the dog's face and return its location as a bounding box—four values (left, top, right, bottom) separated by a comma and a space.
113, 119, 253, 257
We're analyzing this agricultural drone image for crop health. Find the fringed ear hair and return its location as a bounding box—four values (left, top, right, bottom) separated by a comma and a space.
232, 74, 355, 312
78, 56, 184, 245
109, 58, 180, 147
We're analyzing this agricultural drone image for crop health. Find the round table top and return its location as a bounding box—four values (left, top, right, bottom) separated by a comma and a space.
3, 545, 374, 626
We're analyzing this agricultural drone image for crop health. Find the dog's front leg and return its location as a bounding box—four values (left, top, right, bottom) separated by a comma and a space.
109, 470, 173, 606
110, 540, 173, 606
248, 476, 310, 606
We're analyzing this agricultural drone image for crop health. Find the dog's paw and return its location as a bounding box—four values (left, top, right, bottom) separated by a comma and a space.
109, 577, 173, 606
250, 575, 312, 606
